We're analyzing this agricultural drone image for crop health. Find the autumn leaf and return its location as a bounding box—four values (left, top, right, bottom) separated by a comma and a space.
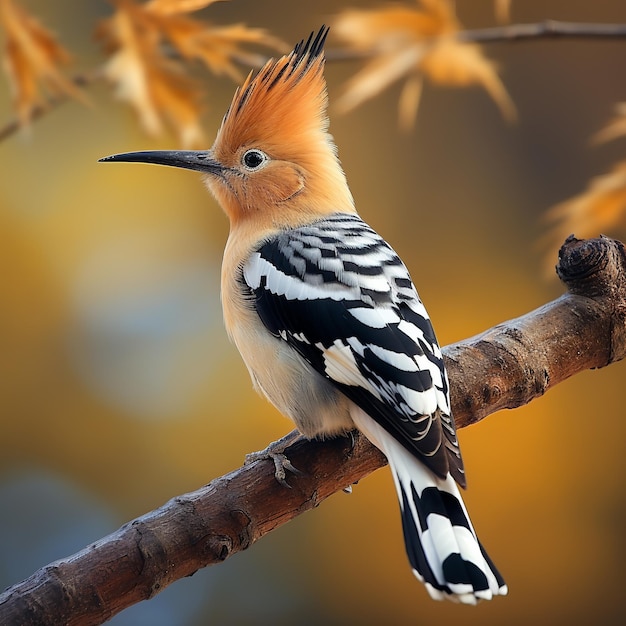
153, 20, 286, 81
541, 162, 626, 270
0, 0, 84, 125
143, 1, 285, 79
145, 0, 222, 15
495, 0, 512, 24
333, 0, 516, 130
542, 105, 626, 270
97, 0, 283, 146
591, 102, 626, 145
98, 1, 204, 146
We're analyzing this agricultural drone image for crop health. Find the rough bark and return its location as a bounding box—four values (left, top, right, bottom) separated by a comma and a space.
1, 235, 625, 626
448, 236, 626, 426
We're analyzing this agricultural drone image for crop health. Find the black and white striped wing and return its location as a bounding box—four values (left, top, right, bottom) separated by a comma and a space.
243, 213, 464, 484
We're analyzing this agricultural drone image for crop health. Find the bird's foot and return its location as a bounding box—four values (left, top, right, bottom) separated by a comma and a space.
245, 430, 304, 488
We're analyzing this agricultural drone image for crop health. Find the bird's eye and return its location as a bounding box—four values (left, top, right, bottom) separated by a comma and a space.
242, 149, 267, 171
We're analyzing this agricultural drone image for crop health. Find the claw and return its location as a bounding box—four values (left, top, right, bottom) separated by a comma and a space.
272, 453, 302, 488
245, 431, 304, 487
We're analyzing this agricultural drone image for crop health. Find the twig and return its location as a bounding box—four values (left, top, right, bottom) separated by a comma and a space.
1, 235, 625, 626
0, 71, 100, 143
459, 20, 626, 44
323, 20, 626, 62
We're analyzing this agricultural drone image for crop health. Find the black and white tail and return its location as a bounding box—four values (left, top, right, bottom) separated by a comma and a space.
352, 408, 507, 604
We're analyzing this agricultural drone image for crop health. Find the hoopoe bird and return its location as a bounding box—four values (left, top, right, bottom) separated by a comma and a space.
101, 27, 507, 604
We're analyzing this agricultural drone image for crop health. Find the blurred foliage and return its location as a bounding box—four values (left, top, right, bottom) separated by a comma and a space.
333, 0, 516, 129
0, 0, 284, 144
1, 1, 626, 625
541, 103, 626, 260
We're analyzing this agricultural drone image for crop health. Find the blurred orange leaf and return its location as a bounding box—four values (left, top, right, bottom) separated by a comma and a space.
333, 0, 516, 130
592, 102, 626, 145
495, 0, 512, 24
98, 1, 204, 147
542, 162, 626, 261
0, 0, 84, 125
97, 0, 283, 146
543, 104, 626, 271
154, 20, 286, 81
145, 0, 222, 15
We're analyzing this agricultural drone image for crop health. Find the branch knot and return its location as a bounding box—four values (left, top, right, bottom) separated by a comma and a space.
557, 235, 617, 297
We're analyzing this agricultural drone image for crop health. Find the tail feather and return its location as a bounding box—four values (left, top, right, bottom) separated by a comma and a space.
398, 477, 504, 603
351, 407, 507, 604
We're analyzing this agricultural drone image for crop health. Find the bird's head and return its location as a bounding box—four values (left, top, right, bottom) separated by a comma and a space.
100, 27, 354, 229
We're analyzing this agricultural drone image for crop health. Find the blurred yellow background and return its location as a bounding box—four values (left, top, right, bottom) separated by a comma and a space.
1, 1, 626, 624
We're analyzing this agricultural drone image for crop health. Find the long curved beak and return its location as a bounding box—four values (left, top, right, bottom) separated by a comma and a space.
99, 150, 224, 174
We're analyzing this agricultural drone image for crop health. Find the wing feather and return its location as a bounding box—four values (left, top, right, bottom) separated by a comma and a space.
243, 213, 464, 484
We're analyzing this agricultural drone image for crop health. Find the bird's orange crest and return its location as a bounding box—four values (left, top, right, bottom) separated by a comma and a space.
212, 27, 331, 165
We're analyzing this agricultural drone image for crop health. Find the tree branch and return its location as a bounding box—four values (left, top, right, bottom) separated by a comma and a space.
1, 235, 625, 625
447, 235, 626, 427
459, 20, 626, 44
324, 20, 626, 62
0, 71, 99, 143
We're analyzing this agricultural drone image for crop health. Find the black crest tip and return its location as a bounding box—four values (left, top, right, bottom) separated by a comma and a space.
293, 25, 329, 63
